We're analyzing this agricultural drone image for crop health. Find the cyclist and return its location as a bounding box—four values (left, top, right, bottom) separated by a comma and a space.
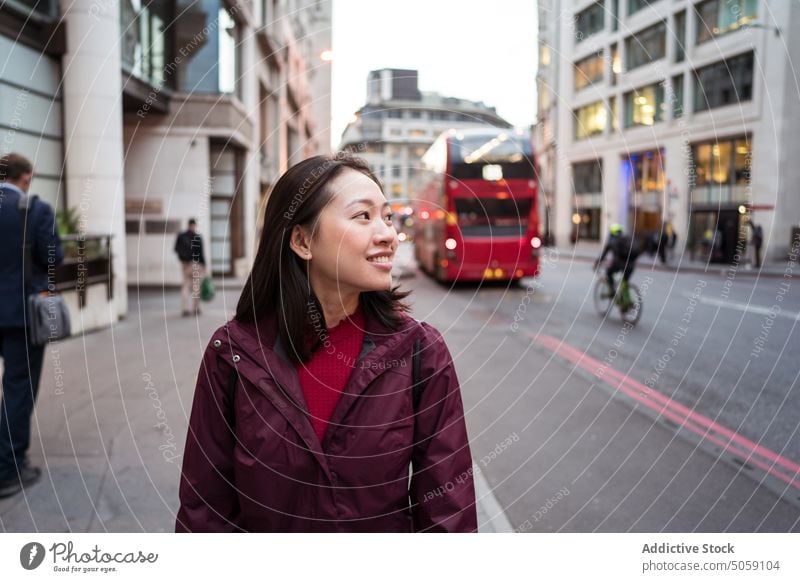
594, 223, 641, 309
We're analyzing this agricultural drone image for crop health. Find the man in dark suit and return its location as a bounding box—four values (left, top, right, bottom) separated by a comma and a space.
0, 153, 63, 499
174, 218, 206, 316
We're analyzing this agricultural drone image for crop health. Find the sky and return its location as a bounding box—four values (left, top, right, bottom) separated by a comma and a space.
330, 0, 538, 149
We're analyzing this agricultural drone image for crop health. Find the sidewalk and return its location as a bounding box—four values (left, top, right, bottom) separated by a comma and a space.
556, 241, 789, 278
0, 281, 508, 532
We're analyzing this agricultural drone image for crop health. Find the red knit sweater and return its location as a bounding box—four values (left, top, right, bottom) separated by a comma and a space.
296, 306, 365, 443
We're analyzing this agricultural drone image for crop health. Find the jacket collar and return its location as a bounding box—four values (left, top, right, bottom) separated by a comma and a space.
0, 182, 24, 196
223, 306, 427, 453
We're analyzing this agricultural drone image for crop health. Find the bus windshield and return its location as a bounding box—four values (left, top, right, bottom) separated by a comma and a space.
454, 198, 532, 237
450, 134, 534, 180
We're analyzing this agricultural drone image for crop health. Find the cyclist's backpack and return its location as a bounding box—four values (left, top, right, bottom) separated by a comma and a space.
613, 233, 641, 260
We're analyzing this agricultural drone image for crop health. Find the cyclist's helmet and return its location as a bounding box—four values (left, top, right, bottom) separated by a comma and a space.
609, 223, 623, 236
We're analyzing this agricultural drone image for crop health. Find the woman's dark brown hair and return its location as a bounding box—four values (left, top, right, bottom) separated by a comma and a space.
235, 154, 411, 364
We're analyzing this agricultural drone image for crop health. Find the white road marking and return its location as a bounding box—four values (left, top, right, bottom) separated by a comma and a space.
473, 462, 515, 533
686, 294, 800, 322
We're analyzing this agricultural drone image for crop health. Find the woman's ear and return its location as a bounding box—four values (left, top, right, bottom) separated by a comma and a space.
289, 224, 313, 260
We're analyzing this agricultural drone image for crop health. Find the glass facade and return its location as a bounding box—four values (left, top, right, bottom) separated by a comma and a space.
173, 0, 240, 96
671, 75, 684, 118
693, 52, 754, 112
696, 0, 758, 44
572, 160, 603, 194
625, 21, 666, 71
674, 10, 686, 63
0, 34, 63, 208
574, 101, 606, 139
611, 0, 618, 31
574, 51, 604, 91
624, 83, 665, 127
610, 95, 618, 130
628, 0, 651, 17
571, 207, 602, 242
611, 44, 620, 85
691, 137, 752, 204
576, 1, 605, 42
629, 149, 665, 193
121, 0, 171, 89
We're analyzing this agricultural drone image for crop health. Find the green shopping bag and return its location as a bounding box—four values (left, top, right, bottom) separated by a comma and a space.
200, 276, 215, 302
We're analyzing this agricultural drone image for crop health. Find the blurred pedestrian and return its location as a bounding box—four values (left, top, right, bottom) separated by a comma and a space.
174, 218, 206, 316
0, 153, 63, 499
658, 228, 668, 265
666, 222, 677, 261
749, 221, 763, 268
176, 155, 476, 532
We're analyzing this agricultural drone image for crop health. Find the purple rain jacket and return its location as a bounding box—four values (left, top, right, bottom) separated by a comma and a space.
175, 310, 477, 532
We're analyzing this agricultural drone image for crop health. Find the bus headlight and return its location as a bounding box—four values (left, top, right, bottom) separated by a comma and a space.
445, 238, 457, 250
531, 237, 542, 249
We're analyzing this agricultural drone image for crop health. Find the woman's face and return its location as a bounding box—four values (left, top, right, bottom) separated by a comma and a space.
295, 168, 398, 297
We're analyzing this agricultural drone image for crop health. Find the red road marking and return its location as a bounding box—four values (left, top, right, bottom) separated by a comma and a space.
533, 333, 800, 491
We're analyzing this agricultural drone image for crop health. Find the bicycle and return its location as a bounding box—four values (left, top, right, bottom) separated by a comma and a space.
593, 271, 643, 325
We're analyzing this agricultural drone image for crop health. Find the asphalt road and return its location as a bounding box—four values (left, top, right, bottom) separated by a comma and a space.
401, 244, 800, 532
2, 243, 796, 533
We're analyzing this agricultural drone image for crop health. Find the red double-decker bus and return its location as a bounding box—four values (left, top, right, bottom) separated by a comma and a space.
412, 128, 541, 282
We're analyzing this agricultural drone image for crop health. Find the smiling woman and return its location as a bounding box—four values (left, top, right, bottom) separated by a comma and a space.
176, 154, 477, 532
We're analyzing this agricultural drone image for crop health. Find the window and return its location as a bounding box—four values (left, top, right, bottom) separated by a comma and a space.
574, 101, 606, 139
387, 110, 402, 118
540, 44, 551, 66
611, 0, 619, 31
671, 75, 684, 118
7, 0, 58, 19
610, 96, 618, 130
691, 137, 751, 203
576, 1, 605, 42
572, 160, 603, 194
610, 44, 620, 85
571, 208, 602, 241
696, 0, 758, 44
674, 11, 686, 63
574, 51, 604, 91
624, 83, 665, 127
628, 0, 651, 17
218, 7, 238, 95
449, 134, 534, 180
625, 21, 666, 71
453, 198, 532, 237
628, 149, 665, 192
693, 52, 754, 112
174, 0, 240, 96
121, 0, 171, 89
410, 110, 421, 119
363, 143, 384, 154
538, 80, 552, 111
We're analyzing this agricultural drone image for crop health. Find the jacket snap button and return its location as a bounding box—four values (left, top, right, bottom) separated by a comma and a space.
213, 340, 221, 347
232, 355, 241, 362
